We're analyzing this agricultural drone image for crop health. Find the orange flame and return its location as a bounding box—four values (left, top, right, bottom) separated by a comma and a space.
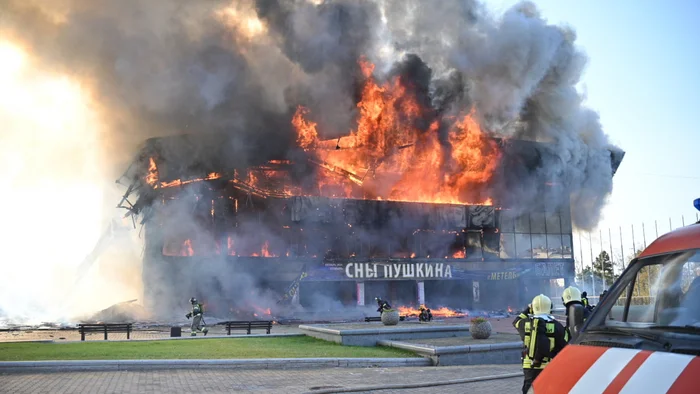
250, 304, 272, 317
292, 106, 318, 150
157, 172, 222, 189
397, 305, 465, 318
261, 240, 274, 257
181, 239, 194, 257
145, 157, 158, 186
452, 249, 466, 258
397, 306, 421, 316
227, 236, 236, 256
430, 307, 466, 318
292, 58, 499, 206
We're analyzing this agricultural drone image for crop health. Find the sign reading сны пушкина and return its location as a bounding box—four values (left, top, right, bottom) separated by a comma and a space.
344, 262, 452, 279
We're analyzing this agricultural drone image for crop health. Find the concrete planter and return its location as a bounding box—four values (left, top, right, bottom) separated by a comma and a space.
470, 321, 492, 339
381, 310, 400, 326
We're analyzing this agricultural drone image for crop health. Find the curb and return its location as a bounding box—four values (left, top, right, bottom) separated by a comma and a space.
0, 340, 55, 344
299, 324, 469, 336
302, 372, 523, 393
0, 358, 430, 373
377, 339, 523, 355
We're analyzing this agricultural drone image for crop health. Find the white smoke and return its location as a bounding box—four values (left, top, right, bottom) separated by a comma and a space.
0, 43, 144, 327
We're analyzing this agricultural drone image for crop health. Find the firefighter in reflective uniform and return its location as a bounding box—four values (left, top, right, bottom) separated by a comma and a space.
562, 286, 591, 338
514, 294, 568, 394
185, 297, 209, 336
513, 303, 533, 327
581, 291, 592, 310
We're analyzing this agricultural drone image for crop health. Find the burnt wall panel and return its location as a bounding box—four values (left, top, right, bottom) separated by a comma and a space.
483, 231, 500, 259
465, 231, 483, 259
469, 206, 495, 228
500, 233, 515, 259
427, 205, 466, 229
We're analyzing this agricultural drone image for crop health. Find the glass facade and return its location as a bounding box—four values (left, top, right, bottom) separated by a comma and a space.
499, 208, 573, 260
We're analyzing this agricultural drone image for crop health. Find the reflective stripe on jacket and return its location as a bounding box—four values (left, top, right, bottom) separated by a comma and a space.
517, 317, 568, 370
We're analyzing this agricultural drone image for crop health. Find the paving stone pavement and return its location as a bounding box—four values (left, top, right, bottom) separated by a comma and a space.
0, 364, 522, 393
0, 317, 519, 343
351, 378, 523, 394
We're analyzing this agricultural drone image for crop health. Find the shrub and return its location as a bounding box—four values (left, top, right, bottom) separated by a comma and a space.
470, 317, 488, 324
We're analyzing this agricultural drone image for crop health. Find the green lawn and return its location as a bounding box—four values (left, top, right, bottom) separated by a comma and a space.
0, 336, 418, 361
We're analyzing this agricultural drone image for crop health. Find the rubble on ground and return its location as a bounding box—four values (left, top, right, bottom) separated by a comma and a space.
80, 299, 150, 323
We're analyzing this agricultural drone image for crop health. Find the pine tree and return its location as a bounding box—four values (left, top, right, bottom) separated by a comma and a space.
592, 251, 615, 283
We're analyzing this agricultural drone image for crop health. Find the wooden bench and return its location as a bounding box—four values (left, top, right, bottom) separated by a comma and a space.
221, 321, 273, 335
78, 323, 133, 341
364, 316, 406, 322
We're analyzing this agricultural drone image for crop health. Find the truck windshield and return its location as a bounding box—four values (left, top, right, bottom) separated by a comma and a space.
587, 249, 700, 331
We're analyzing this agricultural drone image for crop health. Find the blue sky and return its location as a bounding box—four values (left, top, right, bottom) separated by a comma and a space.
489, 0, 700, 265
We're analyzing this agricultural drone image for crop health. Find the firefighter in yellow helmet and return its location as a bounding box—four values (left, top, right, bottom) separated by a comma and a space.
514, 294, 568, 394
562, 286, 591, 338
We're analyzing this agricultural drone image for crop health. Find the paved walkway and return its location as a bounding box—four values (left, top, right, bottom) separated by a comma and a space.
0, 365, 522, 393
0, 317, 519, 343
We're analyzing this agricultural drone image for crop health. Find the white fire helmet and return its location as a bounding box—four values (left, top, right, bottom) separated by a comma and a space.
531, 294, 552, 315
562, 286, 582, 305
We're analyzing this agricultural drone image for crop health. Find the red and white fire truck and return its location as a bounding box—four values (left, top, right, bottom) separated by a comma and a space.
531, 199, 700, 393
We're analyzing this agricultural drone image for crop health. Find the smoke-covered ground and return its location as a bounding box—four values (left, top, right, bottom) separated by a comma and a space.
0, 0, 620, 325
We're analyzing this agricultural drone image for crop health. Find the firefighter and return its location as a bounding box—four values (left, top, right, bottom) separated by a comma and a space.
514, 294, 568, 394
375, 297, 391, 315
512, 303, 533, 328
581, 291, 592, 310
562, 286, 591, 338
419, 306, 433, 322
185, 297, 209, 336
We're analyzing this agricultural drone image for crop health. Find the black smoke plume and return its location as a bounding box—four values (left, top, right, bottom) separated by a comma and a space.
0, 0, 623, 319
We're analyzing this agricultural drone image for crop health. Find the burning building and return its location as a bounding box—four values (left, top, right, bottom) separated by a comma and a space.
0, 0, 627, 323
116, 64, 624, 315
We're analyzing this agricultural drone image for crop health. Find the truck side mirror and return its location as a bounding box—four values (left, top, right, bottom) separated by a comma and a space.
567, 303, 585, 341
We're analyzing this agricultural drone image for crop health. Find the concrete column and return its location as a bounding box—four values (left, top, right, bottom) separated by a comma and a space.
417, 281, 425, 306
356, 282, 365, 306
472, 280, 481, 308
291, 285, 300, 306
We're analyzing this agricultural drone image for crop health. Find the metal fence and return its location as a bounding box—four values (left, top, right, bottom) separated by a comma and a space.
572, 213, 699, 296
